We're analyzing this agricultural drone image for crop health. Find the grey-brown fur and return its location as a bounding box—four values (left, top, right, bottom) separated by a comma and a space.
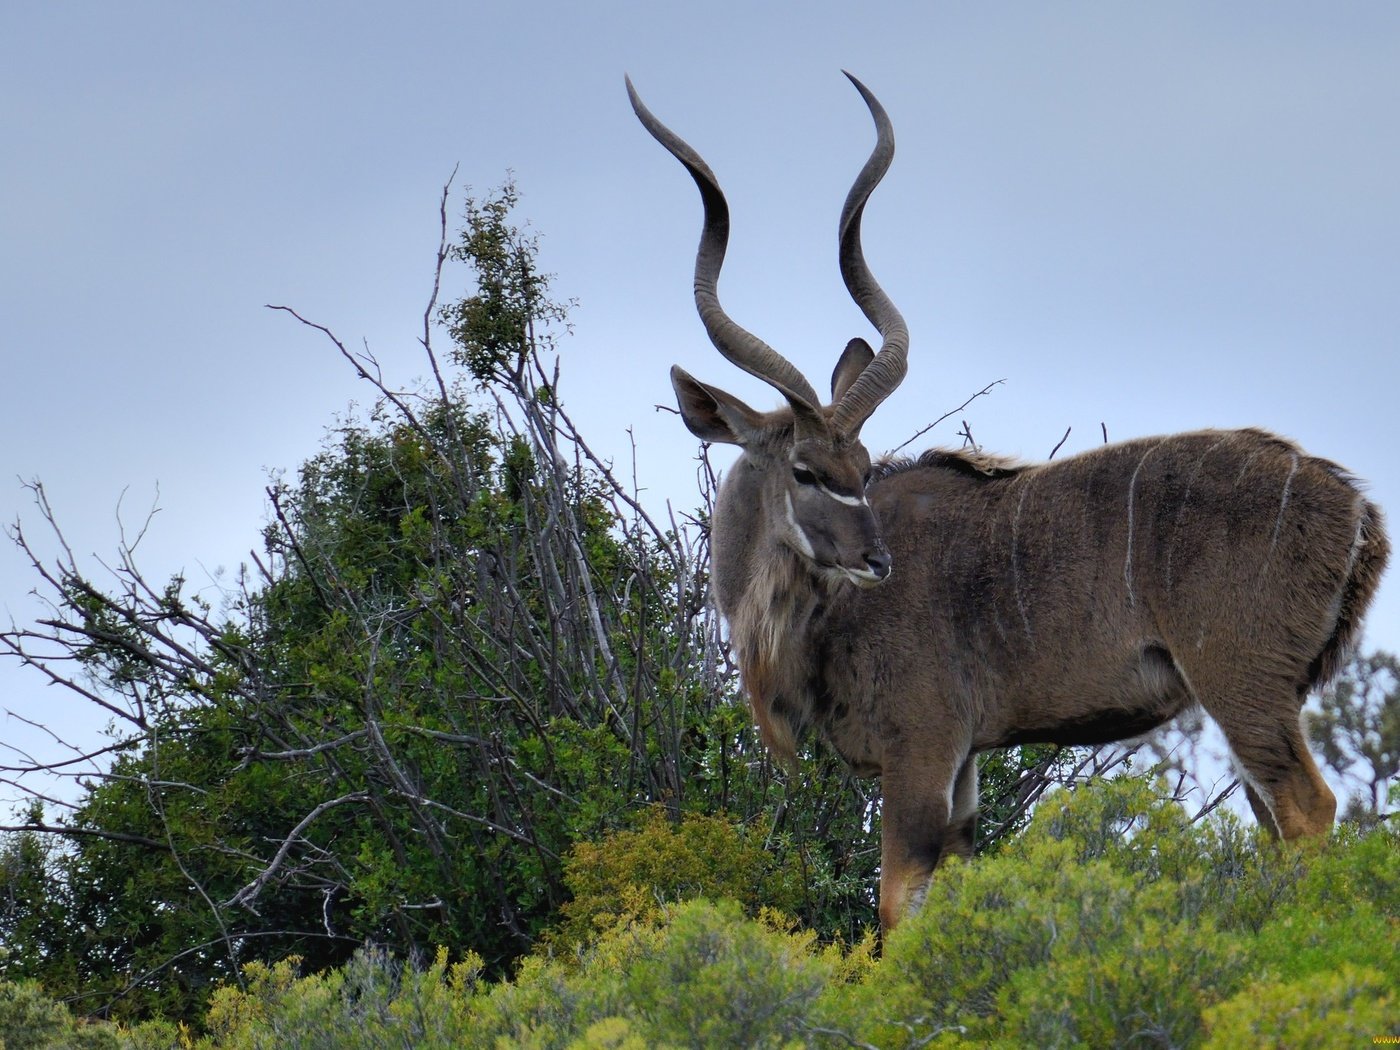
733, 428, 1385, 767
630, 74, 1391, 930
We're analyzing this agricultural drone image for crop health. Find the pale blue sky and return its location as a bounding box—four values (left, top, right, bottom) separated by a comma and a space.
3, 2, 1398, 799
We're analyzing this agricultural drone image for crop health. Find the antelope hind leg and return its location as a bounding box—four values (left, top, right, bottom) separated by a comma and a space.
1218, 709, 1336, 839
1240, 781, 1282, 837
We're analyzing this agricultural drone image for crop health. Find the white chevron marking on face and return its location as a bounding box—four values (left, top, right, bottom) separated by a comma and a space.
793, 462, 868, 507
822, 486, 867, 508
784, 492, 816, 558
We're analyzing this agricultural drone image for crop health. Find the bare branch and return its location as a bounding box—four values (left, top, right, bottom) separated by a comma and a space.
0, 820, 168, 850
890, 379, 1004, 455
226, 792, 372, 912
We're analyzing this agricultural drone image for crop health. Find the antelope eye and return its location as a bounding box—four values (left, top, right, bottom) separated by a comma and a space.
792, 467, 817, 486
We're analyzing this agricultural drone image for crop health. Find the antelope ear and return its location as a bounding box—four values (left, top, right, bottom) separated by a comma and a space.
831, 338, 876, 403
671, 365, 765, 446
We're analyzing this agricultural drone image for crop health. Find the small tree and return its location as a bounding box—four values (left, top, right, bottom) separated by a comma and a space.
1309, 649, 1400, 821
0, 179, 877, 1021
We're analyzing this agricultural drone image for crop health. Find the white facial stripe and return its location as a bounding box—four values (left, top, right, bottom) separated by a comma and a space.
821, 485, 867, 507
793, 461, 869, 507
784, 492, 816, 558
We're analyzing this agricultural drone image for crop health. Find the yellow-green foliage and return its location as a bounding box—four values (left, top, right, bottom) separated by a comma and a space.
198, 947, 481, 1050
817, 778, 1394, 1048
844, 781, 1249, 1048
31, 778, 1393, 1048
0, 980, 71, 1048
1202, 964, 1395, 1047
470, 898, 840, 1047
0, 978, 134, 1049
546, 808, 807, 956
1248, 824, 1400, 984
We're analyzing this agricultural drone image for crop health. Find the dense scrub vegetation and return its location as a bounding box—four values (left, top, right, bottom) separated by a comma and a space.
2, 183, 1396, 1043
2, 778, 1396, 1047
0, 181, 871, 1021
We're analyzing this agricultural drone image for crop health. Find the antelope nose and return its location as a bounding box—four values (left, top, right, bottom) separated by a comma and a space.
865, 548, 892, 580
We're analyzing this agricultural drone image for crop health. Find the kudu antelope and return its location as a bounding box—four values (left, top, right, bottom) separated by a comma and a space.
628, 74, 1390, 930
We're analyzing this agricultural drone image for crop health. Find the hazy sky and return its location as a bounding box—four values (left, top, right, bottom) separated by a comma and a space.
3, 2, 1398, 802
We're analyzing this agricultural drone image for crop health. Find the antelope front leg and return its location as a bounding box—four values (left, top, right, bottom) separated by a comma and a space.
878, 745, 969, 932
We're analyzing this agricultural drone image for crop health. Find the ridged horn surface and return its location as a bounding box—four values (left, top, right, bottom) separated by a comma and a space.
627, 76, 824, 421
832, 72, 909, 435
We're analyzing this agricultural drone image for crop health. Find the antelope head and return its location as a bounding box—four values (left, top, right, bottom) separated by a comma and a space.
628, 74, 909, 590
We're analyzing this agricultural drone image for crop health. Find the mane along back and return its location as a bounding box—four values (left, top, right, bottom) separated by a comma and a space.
872, 447, 1026, 483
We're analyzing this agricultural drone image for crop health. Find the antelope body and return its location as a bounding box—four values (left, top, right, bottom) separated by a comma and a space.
628, 74, 1390, 930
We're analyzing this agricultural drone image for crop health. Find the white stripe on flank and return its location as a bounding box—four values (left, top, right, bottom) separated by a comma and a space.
1266, 453, 1300, 559
1011, 481, 1034, 642
1124, 442, 1162, 608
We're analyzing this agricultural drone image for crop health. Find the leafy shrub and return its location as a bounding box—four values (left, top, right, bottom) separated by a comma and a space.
0, 980, 75, 1049
0, 978, 127, 1049
1202, 964, 1395, 1047
1238, 821, 1400, 1021
200, 947, 481, 1050
828, 779, 1255, 1046
468, 898, 840, 1048
193, 900, 834, 1048
996, 875, 1242, 1048
613, 900, 830, 1048
858, 850, 1243, 1046
546, 809, 807, 955
54, 776, 1395, 1047
118, 1018, 190, 1050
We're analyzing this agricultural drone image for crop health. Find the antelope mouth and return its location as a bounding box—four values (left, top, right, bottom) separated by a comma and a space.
825, 563, 891, 589
847, 566, 891, 588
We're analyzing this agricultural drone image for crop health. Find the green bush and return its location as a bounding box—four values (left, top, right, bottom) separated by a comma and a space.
199, 947, 480, 1050
0, 980, 70, 1049
996, 875, 1242, 1048
823, 778, 1274, 1047
546, 809, 808, 956
117, 1018, 190, 1050
855, 848, 1243, 1046
1238, 823, 1400, 1021
1202, 964, 1395, 1047
468, 898, 841, 1048
0, 978, 129, 1049
612, 900, 829, 1048
67, 776, 1395, 1047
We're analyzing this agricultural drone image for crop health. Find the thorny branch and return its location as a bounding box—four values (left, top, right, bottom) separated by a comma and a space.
889, 379, 1004, 455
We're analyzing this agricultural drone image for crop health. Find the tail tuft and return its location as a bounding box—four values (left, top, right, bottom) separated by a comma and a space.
1310, 499, 1390, 689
